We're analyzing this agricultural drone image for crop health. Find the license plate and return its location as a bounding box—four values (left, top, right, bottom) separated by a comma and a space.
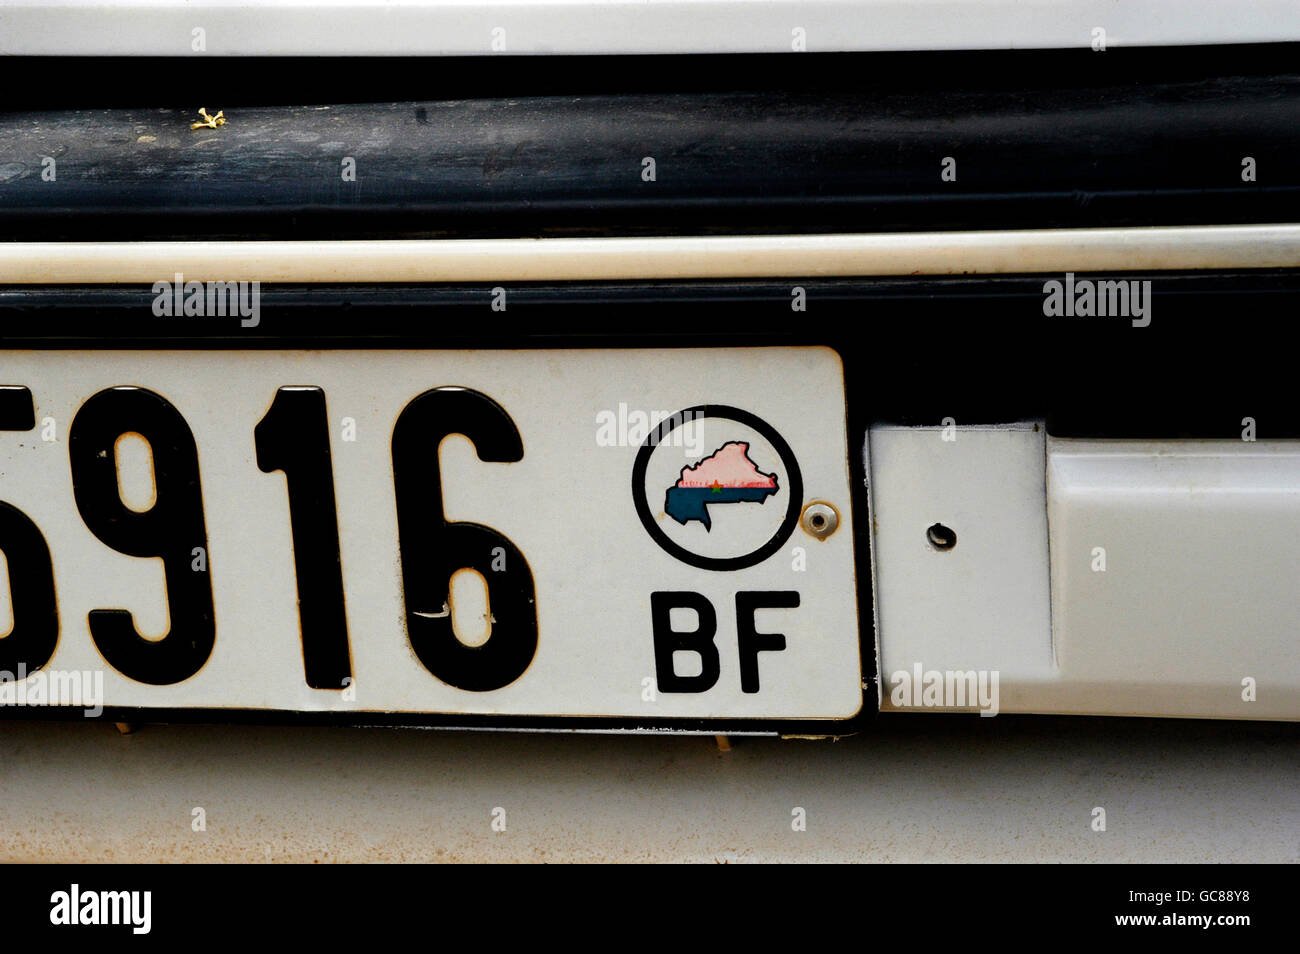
0, 347, 864, 731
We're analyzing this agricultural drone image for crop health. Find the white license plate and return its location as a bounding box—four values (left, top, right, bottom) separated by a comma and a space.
0, 347, 864, 730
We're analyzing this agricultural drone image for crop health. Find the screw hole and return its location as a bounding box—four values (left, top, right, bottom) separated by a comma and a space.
926, 523, 956, 551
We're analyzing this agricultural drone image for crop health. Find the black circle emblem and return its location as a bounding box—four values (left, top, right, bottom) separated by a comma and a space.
632, 405, 803, 571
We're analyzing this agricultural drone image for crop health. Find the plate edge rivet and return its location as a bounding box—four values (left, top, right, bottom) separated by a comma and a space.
800, 501, 839, 540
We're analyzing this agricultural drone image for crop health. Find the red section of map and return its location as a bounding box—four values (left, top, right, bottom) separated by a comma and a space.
676, 441, 777, 488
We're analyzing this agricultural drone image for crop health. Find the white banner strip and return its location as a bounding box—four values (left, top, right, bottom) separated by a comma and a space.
1, 225, 1298, 284
1, 1, 1298, 56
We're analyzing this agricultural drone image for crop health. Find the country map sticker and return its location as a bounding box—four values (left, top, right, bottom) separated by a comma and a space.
663, 441, 780, 530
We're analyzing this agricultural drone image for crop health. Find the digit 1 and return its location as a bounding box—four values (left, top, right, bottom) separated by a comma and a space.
255, 387, 351, 690
391, 387, 537, 692
68, 387, 214, 685
0, 386, 58, 675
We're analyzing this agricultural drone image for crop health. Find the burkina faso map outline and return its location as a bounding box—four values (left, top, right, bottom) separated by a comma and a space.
663, 440, 780, 530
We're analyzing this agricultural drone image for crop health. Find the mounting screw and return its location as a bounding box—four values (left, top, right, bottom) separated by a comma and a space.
801, 502, 839, 540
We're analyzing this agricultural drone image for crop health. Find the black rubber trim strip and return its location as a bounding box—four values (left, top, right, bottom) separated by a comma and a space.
1, 50, 1298, 239
2, 269, 1297, 438
5, 46, 1300, 105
